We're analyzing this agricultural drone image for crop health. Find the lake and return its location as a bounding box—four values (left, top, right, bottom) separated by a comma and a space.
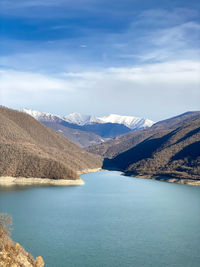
0, 171, 200, 267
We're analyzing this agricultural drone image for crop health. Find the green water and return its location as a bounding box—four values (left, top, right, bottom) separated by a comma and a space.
0, 171, 200, 267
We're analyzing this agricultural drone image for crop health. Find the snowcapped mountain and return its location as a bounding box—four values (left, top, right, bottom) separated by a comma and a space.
63, 112, 101, 126
99, 114, 154, 129
63, 112, 154, 129
22, 109, 154, 130
22, 108, 63, 123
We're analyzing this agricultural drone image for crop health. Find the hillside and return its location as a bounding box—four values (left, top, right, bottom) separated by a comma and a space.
103, 118, 200, 182
42, 121, 106, 147
87, 111, 200, 159
0, 107, 102, 181
60, 121, 131, 138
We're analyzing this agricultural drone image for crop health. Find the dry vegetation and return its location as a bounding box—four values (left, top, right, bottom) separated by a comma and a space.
0, 106, 102, 180
42, 121, 106, 148
87, 111, 200, 159
103, 118, 200, 180
0, 213, 44, 267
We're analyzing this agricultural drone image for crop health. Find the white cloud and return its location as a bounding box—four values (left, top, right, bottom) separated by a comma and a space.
1, 60, 199, 120
0, 69, 83, 92
61, 60, 200, 86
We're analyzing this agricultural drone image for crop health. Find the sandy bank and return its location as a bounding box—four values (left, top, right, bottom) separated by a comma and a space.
0, 176, 84, 187
78, 168, 102, 175
165, 178, 200, 186
0, 168, 102, 187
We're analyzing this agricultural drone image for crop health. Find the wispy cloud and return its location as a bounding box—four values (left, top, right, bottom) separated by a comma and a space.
0, 69, 77, 92
1, 7, 199, 72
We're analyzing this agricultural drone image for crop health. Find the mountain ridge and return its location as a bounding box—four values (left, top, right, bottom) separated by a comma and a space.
21, 109, 154, 144
22, 109, 154, 130
87, 111, 200, 159
102, 115, 200, 183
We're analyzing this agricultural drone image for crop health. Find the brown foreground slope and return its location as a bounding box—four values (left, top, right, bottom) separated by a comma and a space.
0, 213, 44, 267
0, 107, 102, 181
103, 118, 200, 182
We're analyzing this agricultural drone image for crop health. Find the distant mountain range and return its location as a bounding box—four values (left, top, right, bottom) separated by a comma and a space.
22, 109, 154, 147
0, 107, 101, 181
87, 111, 200, 183
63, 112, 154, 129
23, 109, 154, 129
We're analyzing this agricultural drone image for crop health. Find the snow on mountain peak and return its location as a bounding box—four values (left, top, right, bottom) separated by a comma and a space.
21, 108, 62, 122
98, 114, 154, 129
22, 109, 154, 129
63, 112, 101, 125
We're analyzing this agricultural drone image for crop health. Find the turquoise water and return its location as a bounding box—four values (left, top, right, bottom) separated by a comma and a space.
0, 171, 200, 267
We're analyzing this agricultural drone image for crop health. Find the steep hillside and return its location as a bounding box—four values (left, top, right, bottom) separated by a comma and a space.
60, 121, 131, 138
87, 111, 200, 159
103, 118, 200, 181
0, 107, 102, 181
152, 111, 200, 130
42, 121, 106, 147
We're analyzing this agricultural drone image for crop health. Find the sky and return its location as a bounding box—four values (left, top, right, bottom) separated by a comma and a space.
0, 0, 200, 121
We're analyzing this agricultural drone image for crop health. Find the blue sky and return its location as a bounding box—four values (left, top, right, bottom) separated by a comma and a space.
0, 0, 200, 121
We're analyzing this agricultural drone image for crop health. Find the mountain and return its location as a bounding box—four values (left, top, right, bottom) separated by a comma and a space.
22, 108, 63, 123
103, 117, 200, 182
0, 106, 101, 181
63, 112, 101, 125
22, 109, 107, 147
87, 111, 200, 159
60, 120, 131, 138
63, 112, 154, 129
21, 109, 138, 140
42, 121, 106, 148
99, 114, 154, 129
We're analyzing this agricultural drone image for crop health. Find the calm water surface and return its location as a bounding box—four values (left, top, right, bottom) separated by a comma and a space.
0, 171, 200, 267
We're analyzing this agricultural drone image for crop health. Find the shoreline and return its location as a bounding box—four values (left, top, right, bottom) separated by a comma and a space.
125, 174, 200, 186
78, 167, 102, 175
0, 176, 85, 187
0, 168, 102, 187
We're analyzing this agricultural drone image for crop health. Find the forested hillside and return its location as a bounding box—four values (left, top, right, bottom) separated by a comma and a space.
0, 107, 102, 180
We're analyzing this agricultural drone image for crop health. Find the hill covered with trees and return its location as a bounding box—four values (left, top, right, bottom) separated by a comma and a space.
87, 111, 200, 159
103, 117, 200, 183
0, 106, 102, 181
